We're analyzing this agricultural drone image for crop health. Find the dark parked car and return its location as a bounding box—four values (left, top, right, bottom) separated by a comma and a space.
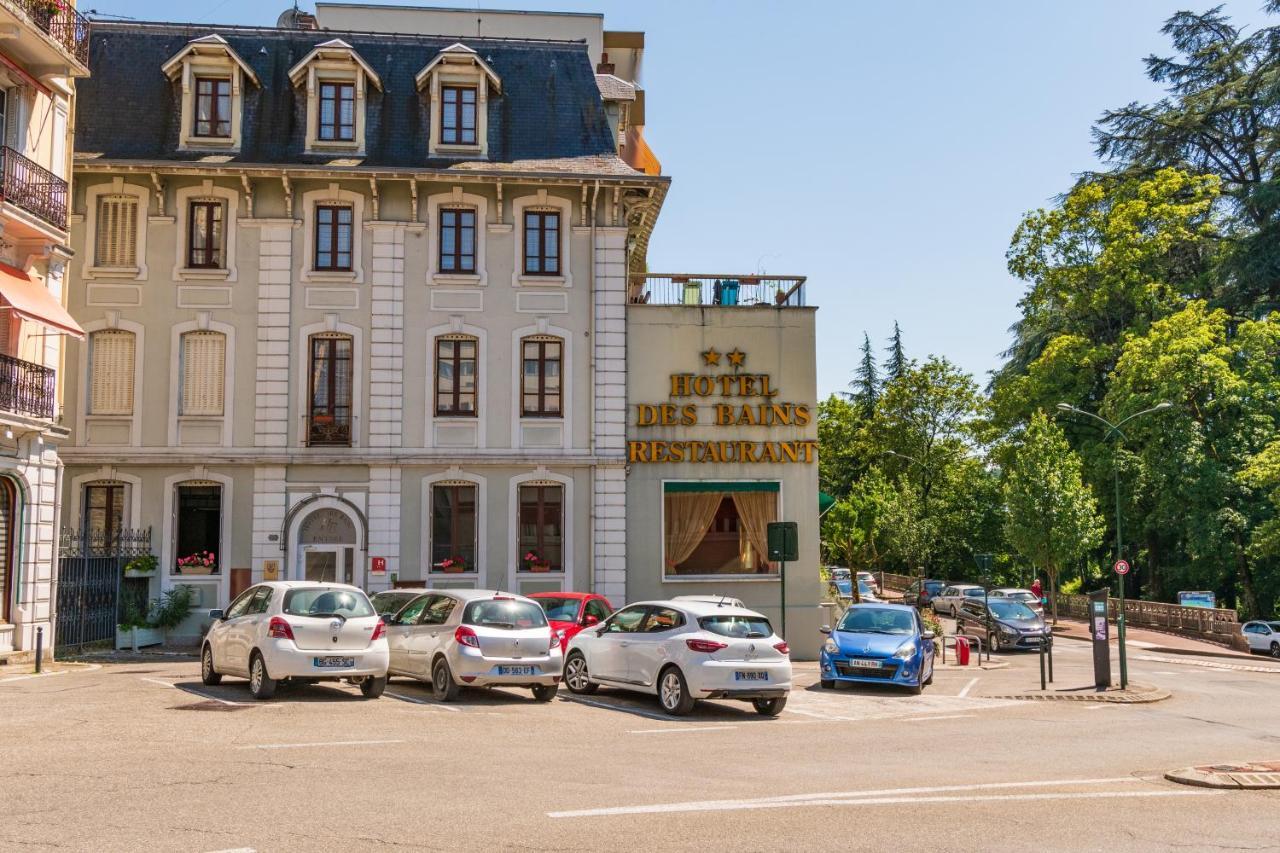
955, 598, 1050, 653
902, 578, 946, 608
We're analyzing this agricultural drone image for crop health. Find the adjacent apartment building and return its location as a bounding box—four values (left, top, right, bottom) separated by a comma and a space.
0, 0, 87, 657
62, 4, 822, 646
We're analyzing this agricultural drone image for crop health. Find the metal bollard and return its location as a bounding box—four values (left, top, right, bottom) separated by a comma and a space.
1047, 635, 1054, 684
1039, 639, 1047, 691
34, 626, 43, 674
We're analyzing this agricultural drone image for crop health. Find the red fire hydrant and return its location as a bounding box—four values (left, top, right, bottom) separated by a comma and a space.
955, 636, 971, 666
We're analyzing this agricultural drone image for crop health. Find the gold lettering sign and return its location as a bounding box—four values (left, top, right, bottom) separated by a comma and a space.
630, 349, 815, 464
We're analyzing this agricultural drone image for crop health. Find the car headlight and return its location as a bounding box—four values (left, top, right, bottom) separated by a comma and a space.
892, 641, 916, 660
823, 638, 839, 655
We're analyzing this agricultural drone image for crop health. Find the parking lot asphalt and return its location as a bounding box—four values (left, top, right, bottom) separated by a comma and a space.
3, 636, 1279, 852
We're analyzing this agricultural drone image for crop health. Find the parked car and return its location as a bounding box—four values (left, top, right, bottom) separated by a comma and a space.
832, 575, 879, 602
528, 591, 614, 650
857, 571, 882, 596
201, 581, 389, 700
819, 603, 935, 694
1242, 620, 1280, 657
955, 598, 1050, 652
671, 594, 748, 608
370, 589, 427, 620
902, 578, 946, 608
563, 599, 791, 716
930, 584, 987, 617
989, 587, 1045, 617
383, 589, 562, 702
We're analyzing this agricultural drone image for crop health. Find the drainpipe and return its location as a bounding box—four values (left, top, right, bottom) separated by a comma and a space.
587, 180, 601, 593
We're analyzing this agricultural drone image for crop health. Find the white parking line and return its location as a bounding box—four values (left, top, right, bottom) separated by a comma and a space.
139, 676, 258, 707
899, 714, 973, 722
958, 677, 979, 698
0, 670, 68, 684
627, 726, 738, 735
235, 740, 404, 750
384, 690, 462, 711
562, 696, 671, 721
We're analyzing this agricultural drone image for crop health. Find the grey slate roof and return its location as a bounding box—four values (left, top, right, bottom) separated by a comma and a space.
595, 74, 635, 101
77, 22, 640, 175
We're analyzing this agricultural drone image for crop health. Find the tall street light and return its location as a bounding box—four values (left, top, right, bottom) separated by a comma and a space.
1056, 401, 1173, 689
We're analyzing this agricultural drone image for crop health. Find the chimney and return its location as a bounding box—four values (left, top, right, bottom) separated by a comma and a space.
596, 52, 615, 75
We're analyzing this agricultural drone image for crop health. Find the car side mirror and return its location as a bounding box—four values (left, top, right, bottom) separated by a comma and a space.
819, 625, 831, 635
208, 609, 224, 621
582, 614, 600, 627
921, 630, 936, 641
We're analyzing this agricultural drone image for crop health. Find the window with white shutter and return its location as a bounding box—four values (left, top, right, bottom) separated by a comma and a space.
88, 329, 136, 415
180, 331, 225, 416
94, 196, 139, 268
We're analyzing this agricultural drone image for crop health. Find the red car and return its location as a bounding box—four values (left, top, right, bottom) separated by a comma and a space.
528, 591, 614, 648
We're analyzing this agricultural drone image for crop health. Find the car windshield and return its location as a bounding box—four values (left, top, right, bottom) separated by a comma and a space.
283, 587, 374, 619
838, 608, 916, 635
700, 615, 773, 639
370, 592, 417, 616
534, 596, 580, 622
964, 588, 986, 597
462, 599, 548, 630
989, 601, 1037, 620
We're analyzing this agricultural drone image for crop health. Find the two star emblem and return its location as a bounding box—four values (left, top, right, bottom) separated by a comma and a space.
702, 348, 746, 367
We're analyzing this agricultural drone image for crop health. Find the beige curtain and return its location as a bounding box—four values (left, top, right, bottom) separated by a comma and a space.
664, 493, 723, 569
732, 492, 776, 572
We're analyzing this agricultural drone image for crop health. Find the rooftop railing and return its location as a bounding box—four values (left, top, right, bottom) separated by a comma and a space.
15, 0, 90, 66
0, 145, 68, 231
629, 274, 807, 308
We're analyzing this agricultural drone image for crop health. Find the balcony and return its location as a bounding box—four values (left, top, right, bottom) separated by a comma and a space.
0, 146, 67, 233
629, 274, 807, 308
0, 0, 90, 70
0, 352, 55, 419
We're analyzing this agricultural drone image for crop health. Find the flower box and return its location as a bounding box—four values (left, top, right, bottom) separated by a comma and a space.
115, 626, 163, 650
441, 565, 465, 574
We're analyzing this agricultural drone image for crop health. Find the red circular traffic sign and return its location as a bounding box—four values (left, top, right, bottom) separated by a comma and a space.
1114, 560, 1130, 575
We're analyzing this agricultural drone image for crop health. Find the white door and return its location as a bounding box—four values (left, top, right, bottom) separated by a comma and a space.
301, 546, 346, 584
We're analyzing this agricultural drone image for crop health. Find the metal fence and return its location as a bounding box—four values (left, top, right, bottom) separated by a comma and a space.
0, 353, 55, 419
0, 145, 69, 231
55, 528, 152, 652
629, 274, 807, 307
15, 0, 91, 66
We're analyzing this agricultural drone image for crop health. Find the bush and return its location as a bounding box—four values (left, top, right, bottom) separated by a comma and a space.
1060, 577, 1083, 596
149, 586, 195, 631
921, 608, 944, 638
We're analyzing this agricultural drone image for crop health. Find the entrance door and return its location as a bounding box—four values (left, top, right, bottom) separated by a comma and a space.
302, 546, 348, 584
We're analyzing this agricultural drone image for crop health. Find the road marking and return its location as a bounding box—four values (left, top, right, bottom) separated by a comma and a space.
627, 726, 738, 735
139, 677, 258, 707
204, 848, 256, 852
236, 739, 405, 750
899, 714, 973, 722
0, 670, 68, 684
385, 690, 462, 711
562, 696, 671, 721
958, 677, 979, 698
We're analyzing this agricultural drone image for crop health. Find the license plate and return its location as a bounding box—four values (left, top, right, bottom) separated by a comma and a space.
498, 665, 536, 676
734, 671, 768, 682
313, 656, 355, 668
847, 658, 882, 669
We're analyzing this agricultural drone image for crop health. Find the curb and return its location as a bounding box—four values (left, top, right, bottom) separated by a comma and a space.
1165, 761, 1280, 789
1132, 654, 1280, 674
984, 683, 1170, 704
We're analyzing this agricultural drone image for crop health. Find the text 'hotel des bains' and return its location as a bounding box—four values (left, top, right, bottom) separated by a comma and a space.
58, 3, 823, 650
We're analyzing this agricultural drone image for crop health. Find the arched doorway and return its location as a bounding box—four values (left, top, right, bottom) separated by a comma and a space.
296, 507, 358, 585
0, 478, 14, 623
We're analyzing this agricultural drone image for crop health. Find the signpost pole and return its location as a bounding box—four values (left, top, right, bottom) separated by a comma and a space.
767, 522, 799, 642
780, 559, 787, 640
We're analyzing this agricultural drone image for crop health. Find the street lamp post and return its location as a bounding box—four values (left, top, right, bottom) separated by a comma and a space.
1056, 401, 1173, 690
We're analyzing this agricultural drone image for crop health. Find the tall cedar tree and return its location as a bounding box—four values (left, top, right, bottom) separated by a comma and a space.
850, 332, 880, 413
884, 321, 907, 381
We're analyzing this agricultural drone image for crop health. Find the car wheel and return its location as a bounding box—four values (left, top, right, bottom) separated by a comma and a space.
820, 679, 835, 690
531, 683, 558, 702
200, 645, 221, 686
991, 633, 1002, 653
563, 652, 597, 695
431, 657, 461, 702
907, 682, 924, 695
752, 696, 787, 716
1272, 642, 1280, 660
657, 666, 696, 716
248, 652, 276, 700
360, 675, 387, 699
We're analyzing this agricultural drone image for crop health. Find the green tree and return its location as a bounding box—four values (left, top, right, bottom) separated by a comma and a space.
1004, 412, 1104, 622
849, 332, 880, 414
884, 321, 907, 382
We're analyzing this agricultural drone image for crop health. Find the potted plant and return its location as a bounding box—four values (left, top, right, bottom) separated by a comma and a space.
115, 599, 162, 651
175, 551, 217, 575
149, 585, 195, 642
438, 556, 467, 574
123, 554, 158, 577
522, 550, 552, 573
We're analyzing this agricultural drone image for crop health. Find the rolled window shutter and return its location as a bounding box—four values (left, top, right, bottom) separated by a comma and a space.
180, 331, 225, 416
89, 330, 136, 415
94, 196, 138, 267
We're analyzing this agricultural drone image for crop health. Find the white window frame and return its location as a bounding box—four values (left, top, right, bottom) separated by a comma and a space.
511, 191, 573, 288
172, 182, 239, 281
301, 184, 364, 283
167, 317, 236, 448
161, 471, 232, 604
67, 468, 143, 536
82, 180, 149, 281
295, 316, 363, 448
421, 469, 487, 580
426, 187, 488, 286
507, 470, 573, 592
424, 319, 487, 448
509, 321, 572, 450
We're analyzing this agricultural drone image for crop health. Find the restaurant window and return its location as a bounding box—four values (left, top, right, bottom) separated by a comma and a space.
187, 200, 224, 268
193, 77, 232, 137
430, 483, 477, 572
314, 205, 353, 271
522, 210, 560, 275
179, 331, 226, 416
521, 336, 562, 417
439, 208, 476, 273
83, 482, 125, 551
663, 483, 779, 578
175, 482, 221, 574
308, 333, 352, 446
440, 85, 477, 145
94, 196, 138, 268
435, 335, 477, 417
87, 329, 136, 416
318, 81, 355, 141
517, 484, 562, 572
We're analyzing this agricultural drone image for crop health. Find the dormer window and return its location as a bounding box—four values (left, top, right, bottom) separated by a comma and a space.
440, 85, 477, 145
163, 34, 259, 153
417, 43, 501, 159
194, 77, 231, 138
289, 39, 382, 155
318, 82, 355, 141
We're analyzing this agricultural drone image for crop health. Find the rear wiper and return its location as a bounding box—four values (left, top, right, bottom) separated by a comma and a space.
746, 631, 768, 638
487, 621, 516, 629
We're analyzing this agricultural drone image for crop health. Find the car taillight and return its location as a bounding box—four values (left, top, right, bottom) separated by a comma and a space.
686, 638, 727, 653
267, 616, 294, 641
455, 625, 480, 648
774, 641, 790, 655
370, 620, 386, 642
551, 630, 562, 649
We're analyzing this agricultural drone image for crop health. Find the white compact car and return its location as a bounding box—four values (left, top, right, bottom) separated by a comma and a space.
989, 588, 1045, 617
931, 584, 987, 617
563, 599, 791, 717
1242, 620, 1280, 657
384, 589, 562, 702
201, 581, 389, 700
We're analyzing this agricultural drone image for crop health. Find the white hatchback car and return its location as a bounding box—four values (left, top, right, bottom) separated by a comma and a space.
1242, 620, 1280, 657
201, 581, 389, 700
931, 584, 987, 617
384, 589, 562, 702
563, 599, 791, 716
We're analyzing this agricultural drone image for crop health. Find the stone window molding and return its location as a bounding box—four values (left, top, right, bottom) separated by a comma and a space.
416, 43, 500, 160
506, 469, 574, 592
172, 182, 240, 282
77, 315, 145, 447
167, 316, 237, 448
67, 468, 143, 535
511, 191, 573, 289
82, 179, 149, 282
162, 34, 259, 153
421, 468, 487, 580
295, 315, 364, 448
426, 187, 488, 287
160, 470, 232, 594
288, 39, 382, 156
509, 320, 573, 450
300, 184, 364, 284
424, 318, 487, 448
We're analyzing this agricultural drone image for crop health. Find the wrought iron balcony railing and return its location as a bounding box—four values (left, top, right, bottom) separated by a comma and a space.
629, 274, 807, 308
14, 0, 90, 66
0, 352, 55, 419
0, 146, 68, 231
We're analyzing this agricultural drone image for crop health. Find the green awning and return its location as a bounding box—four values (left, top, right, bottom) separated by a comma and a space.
664, 481, 780, 494
819, 491, 838, 514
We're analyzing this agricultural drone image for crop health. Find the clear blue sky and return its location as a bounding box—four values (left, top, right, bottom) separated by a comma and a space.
85, 0, 1273, 397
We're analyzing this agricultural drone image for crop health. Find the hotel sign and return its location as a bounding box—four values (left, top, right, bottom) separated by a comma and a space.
628, 348, 818, 464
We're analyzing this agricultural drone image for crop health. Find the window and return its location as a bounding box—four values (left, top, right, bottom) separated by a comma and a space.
440, 85, 477, 145
0, 90, 7, 149
318, 82, 355, 141
430, 483, 477, 572
187, 200, 224, 268
663, 484, 778, 578
83, 483, 124, 548
523, 211, 560, 275
224, 586, 256, 620
175, 483, 221, 574
194, 77, 231, 137
604, 604, 647, 634
439, 208, 476, 273
435, 336, 477, 416
394, 595, 432, 624
88, 329, 136, 416
314, 205, 353, 271
308, 334, 353, 446
247, 586, 274, 615
94, 196, 138, 268
517, 484, 562, 572
422, 595, 457, 625
521, 336, 562, 417
462, 598, 547, 629
179, 331, 226, 416
640, 607, 684, 633
584, 598, 611, 624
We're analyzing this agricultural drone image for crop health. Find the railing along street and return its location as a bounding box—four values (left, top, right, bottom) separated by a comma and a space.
630, 274, 807, 307
0, 352, 55, 419
0, 146, 68, 231
13, 0, 90, 65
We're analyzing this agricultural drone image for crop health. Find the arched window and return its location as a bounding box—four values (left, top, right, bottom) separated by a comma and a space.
520, 335, 562, 417
88, 329, 136, 415
179, 331, 226, 416
517, 482, 562, 572
435, 334, 478, 416
429, 481, 477, 572
308, 333, 353, 446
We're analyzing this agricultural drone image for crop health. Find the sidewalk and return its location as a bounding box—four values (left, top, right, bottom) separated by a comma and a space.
1050, 617, 1262, 661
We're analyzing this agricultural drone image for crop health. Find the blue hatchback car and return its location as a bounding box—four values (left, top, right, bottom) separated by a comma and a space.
819, 603, 936, 693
